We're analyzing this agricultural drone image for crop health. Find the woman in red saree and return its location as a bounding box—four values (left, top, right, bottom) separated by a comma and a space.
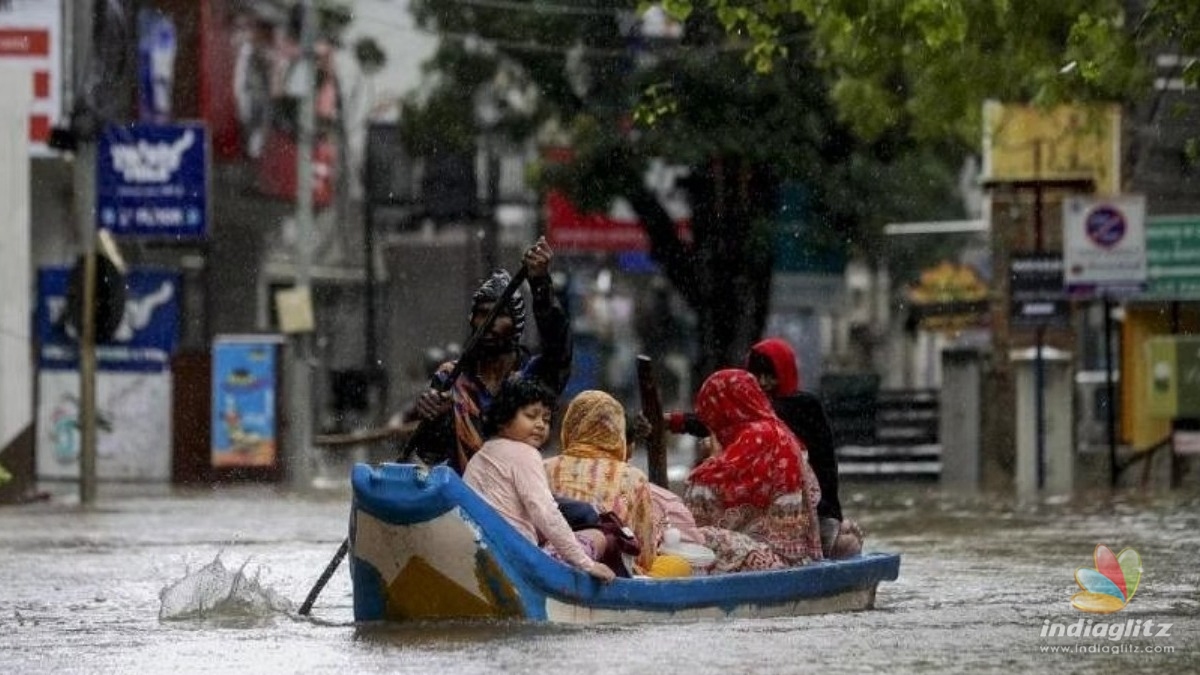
684, 369, 824, 572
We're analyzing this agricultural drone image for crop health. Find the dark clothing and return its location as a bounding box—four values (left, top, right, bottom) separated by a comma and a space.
408, 275, 572, 473
671, 391, 842, 521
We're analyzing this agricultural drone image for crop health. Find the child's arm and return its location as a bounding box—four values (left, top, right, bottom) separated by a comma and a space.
513, 448, 613, 580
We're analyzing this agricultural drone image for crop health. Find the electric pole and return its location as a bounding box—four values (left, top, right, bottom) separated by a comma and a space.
67, 0, 99, 506
286, 0, 317, 490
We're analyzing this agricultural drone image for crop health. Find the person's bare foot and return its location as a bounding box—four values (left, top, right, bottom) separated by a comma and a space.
829, 519, 864, 559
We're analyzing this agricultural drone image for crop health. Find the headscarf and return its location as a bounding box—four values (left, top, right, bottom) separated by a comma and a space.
688, 369, 806, 509
547, 390, 657, 570
471, 269, 527, 342
557, 390, 627, 461
747, 337, 800, 396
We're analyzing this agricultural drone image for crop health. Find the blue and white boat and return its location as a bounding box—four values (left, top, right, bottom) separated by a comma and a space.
349, 463, 901, 624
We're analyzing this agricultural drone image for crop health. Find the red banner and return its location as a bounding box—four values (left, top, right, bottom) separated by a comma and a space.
544, 190, 690, 253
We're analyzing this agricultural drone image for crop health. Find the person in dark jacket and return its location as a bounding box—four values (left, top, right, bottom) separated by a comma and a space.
402, 236, 573, 474
665, 337, 862, 558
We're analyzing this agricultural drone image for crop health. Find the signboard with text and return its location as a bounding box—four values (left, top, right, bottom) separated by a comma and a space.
1063, 195, 1147, 297
1010, 253, 1070, 327
97, 122, 208, 238
1143, 216, 1200, 300
36, 267, 181, 372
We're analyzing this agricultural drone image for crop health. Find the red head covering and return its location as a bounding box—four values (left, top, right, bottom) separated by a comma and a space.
747, 337, 801, 396
688, 369, 806, 509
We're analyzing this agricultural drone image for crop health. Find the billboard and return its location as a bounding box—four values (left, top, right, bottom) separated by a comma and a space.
36, 267, 181, 373
982, 102, 1121, 196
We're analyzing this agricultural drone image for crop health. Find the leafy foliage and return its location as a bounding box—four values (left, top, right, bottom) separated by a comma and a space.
666, 0, 1190, 142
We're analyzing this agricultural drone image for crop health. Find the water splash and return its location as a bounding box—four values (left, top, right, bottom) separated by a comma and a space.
158, 553, 294, 624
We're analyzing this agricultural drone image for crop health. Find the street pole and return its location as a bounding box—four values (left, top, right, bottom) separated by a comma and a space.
68, 0, 99, 506
287, 0, 317, 490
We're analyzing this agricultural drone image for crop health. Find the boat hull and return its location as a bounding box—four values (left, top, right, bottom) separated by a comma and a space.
349, 463, 900, 624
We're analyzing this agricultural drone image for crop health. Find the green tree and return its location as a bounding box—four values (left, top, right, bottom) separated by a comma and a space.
665, 0, 1197, 143
403, 1, 963, 379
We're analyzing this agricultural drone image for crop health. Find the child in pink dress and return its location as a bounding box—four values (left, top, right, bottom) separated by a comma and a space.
463, 377, 615, 583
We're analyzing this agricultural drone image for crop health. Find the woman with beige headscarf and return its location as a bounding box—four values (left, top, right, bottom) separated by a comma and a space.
544, 390, 664, 575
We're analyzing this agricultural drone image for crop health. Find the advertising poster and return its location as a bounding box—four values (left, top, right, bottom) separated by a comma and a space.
34, 266, 180, 482
35, 370, 173, 481
211, 337, 281, 468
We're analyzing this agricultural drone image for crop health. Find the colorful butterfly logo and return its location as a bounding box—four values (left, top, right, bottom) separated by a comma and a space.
1071, 544, 1142, 614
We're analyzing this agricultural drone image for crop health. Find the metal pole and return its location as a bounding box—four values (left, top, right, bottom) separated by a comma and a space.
70, 0, 98, 506
1104, 295, 1117, 487
287, 0, 317, 490
1033, 144, 1046, 491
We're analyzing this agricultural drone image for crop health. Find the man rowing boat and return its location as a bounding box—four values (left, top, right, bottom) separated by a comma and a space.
401, 236, 574, 473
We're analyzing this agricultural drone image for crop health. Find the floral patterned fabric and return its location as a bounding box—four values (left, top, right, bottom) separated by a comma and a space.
545, 390, 658, 572
685, 369, 823, 570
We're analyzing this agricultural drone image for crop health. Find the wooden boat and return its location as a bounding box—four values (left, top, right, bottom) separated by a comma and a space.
349, 462, 901, 624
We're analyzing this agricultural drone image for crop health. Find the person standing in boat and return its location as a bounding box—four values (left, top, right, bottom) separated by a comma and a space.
683, 369, 824, 573
665, 337, 863, 558
402, 236, 573, 473
463, 377, 616, 583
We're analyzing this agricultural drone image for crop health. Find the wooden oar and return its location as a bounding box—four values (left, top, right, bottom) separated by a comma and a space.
636, 354, 669, 489
297, 265, 529, 616
312, 424, 413, 449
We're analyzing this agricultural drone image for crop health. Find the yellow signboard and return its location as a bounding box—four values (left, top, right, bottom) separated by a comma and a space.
982, 102, 1121, 195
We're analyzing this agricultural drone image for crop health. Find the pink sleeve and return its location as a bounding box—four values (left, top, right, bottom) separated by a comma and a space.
512, 448, 595, 570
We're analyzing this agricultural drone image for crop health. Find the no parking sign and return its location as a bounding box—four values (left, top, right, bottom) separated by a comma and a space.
1063, 195, 1147, 297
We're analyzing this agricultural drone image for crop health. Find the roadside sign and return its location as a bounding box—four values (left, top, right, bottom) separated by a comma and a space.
1143, 216, 1200, 300
1063, 195, 1147, 297
1010, 253, 1070, 327
97, 122, 209, 239
1145, 336, 1200, 418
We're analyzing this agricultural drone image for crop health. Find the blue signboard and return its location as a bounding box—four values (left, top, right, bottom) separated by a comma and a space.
211, 337, 281, 469
36, 267, 181, 372
97, 122, 208, 238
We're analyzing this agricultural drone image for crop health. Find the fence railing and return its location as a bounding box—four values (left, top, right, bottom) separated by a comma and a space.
820, 375, 941, 480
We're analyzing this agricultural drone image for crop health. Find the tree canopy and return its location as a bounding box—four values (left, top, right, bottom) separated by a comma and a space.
665, 0, 1198, 142
402, 1, 965, 374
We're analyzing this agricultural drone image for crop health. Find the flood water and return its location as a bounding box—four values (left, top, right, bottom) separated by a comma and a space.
2, 475, 1197, 674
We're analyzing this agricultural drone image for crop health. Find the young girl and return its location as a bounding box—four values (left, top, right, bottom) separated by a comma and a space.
463, 377, 616, 583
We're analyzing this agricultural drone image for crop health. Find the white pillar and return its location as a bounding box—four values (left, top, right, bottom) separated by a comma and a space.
0, 65, 33, 456
1013, 346, 1074, 500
